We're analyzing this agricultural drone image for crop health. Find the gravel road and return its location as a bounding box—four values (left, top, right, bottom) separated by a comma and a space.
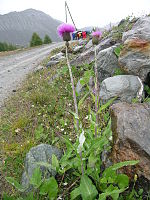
0, 42, 64, 108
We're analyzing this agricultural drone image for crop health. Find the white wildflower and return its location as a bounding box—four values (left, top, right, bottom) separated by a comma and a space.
15, 128, 21, 133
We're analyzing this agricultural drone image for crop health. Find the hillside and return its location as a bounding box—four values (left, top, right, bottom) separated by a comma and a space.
0, 9, 62, 46
0, 15, 150, 199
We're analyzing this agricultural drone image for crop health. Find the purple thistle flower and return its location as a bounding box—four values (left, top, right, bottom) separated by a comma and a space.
57, 23, 75, 37
92, 31, 102, 37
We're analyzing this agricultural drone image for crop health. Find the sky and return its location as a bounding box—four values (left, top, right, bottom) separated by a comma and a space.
0, 0, 150, 28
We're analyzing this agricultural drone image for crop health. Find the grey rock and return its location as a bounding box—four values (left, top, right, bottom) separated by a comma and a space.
71, 36, 117, 67
97, 45, 120, 81
76, 78, 84, 95
99, 75, 143, 103
97, 37, 117, 52
110, 102, 150, 180
119, 48, 150, 82
118, 19, 126, 27
46, 60, 59, 67
21, 144, 62, 191
119, 16, 150, 81
73, 45, 83, 53
50, 52, 65, 61
71, 47, 94, 66
122, 16, 150, 42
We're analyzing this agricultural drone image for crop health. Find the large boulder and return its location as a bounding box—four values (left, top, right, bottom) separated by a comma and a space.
21, 144, 62, 191
97, 45, 120, 81
122, 16, 150, 42
97, 37, 116, 52
99, 75, 143, 103
119, 16, 150, 82
110, 102, 150, 180
71, 36, 117, 67
71, 47, 94, 66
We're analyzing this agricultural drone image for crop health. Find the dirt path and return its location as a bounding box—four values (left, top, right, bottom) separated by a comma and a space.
0, 42, 64, 107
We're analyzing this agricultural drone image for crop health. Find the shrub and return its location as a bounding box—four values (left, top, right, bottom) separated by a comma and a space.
30, 32, 43, 47
44, 34, 52, 44
0, 42, 17, 52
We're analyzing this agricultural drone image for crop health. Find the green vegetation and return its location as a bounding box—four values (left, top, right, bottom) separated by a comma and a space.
0, 42, 17, 52
30, 32, 43, 47
0, 45, 145, 199
112, 16, 135, 41
114, 45, 123, 57
44, 34, 52, 44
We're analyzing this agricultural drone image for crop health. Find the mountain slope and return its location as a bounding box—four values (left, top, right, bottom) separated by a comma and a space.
0, 9, 62, 46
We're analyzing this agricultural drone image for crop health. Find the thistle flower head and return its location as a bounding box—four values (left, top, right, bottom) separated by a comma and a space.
92, 31, 102, 37
57, 23, 75, 37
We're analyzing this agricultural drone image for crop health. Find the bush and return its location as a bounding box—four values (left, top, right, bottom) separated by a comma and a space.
30, 32, 43, 47
0, 42, 17, 52
44, 34, 52, 44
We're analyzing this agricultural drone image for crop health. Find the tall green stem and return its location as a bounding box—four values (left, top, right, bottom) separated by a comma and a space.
65, 43, 79, 131
94, 46, 99, 137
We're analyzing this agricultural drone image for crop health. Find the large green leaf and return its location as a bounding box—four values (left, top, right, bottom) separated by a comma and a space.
116, 174, 129, 189
52, 154, 59, 172
80, 175, 98, 200
70, 187, 81, 200
29, 167, 42, 188
40, 177, 58, 199
99, 187, 126, 200
103, 160, 139, 179
5, 177, 26, 192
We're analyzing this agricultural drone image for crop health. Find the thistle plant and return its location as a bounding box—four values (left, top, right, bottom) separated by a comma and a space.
92, 31, 102, 137
57, 23, 79, 130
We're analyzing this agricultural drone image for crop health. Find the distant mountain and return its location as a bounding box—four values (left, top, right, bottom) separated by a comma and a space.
0, 9, 62, 46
